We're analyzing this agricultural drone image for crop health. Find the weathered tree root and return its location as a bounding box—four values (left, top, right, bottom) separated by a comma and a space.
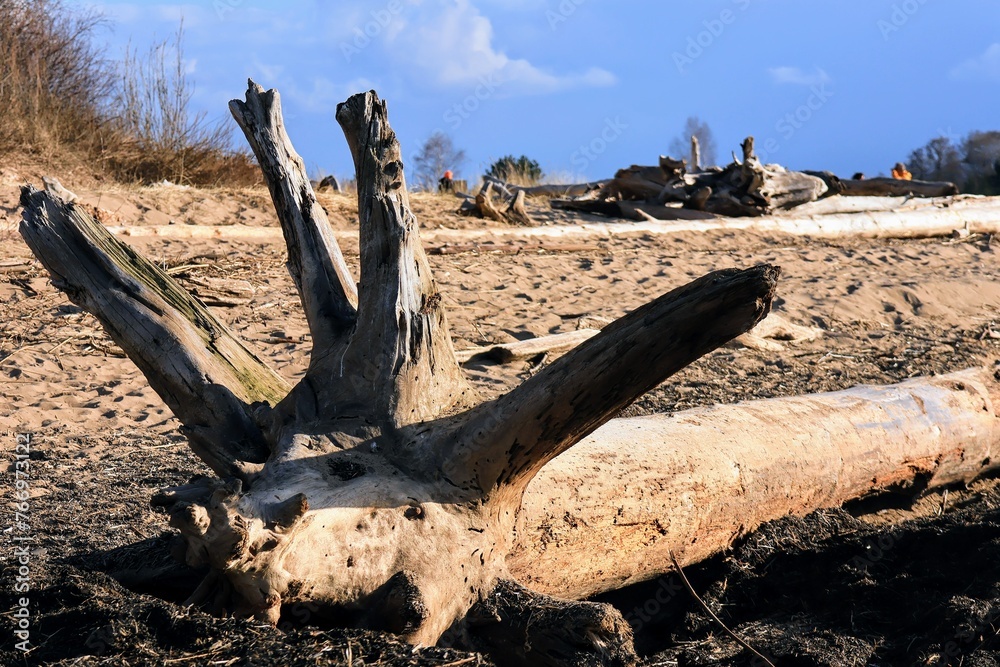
19, 81, 779, 666
21, 80, 1000, 667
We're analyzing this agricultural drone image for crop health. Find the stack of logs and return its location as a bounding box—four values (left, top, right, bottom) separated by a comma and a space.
556, 137, 829, 220
551, 136, 960, 222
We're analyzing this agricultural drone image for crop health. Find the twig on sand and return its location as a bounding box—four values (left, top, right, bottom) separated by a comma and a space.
668, 549, 776, 667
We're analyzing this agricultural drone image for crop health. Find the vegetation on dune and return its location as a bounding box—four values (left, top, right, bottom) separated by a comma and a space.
0, 0, 259, 187
485, 154, 543, 186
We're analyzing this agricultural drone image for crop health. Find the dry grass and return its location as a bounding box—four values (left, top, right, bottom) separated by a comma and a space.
0, 0, 109, 156
0, 1, 260, 188
103, 23, 260, 187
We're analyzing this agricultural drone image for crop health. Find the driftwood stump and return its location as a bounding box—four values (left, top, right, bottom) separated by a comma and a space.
459, 181, 534, 225
18, 82, 777, 666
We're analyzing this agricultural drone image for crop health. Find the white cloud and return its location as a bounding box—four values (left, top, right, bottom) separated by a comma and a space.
950, 43, 1000, 83
768, 66, 832, 87
384, 0, 615, 95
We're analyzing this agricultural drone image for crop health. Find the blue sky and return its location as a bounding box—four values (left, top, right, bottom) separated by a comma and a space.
74, 0, 1000, 183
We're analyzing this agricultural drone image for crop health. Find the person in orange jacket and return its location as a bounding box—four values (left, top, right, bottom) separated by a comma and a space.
891, 162, 912, 180
438, 170, 454, 192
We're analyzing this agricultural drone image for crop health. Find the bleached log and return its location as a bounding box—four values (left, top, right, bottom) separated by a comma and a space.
182, 276, 254, 307
455, 329, 601, 364
551, 198, 717, 221
104, 196, 1000, 244
512, 366, 1000, 598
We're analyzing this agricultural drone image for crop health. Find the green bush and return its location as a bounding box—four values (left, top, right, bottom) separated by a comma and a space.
485, 155, 543, 185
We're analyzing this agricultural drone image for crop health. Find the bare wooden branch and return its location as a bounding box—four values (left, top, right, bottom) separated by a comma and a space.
334, 91, 474, 425
18, 187, 289, 480
841, 176, 960, 198
483, 175, 608, 198
230, 80, 358, 356
443, 265, 779, 495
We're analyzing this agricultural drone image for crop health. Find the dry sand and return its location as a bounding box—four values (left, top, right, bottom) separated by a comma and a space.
2, 169, 1000, 664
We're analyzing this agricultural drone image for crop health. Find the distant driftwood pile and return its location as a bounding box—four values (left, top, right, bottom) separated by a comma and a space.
470, 135, 962, 225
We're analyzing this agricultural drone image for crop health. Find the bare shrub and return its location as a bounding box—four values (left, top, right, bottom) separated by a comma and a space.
412, 132, 466, 191
104, 23, 260, 186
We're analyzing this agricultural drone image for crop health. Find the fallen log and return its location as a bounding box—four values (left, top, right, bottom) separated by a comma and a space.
841, 177, 959, 198
439, 198, 1000, 241
181, 276, 255, 307
426, 240, 601, 256
455, 329, 601, 364
598, 165, 668, 201
551, 198, 717, 221
105, 196, 1000, 243
483, 175, 607, 198
513, 366, 1000, 597
106, 195, 1000, 244
781, 194, 947, 217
